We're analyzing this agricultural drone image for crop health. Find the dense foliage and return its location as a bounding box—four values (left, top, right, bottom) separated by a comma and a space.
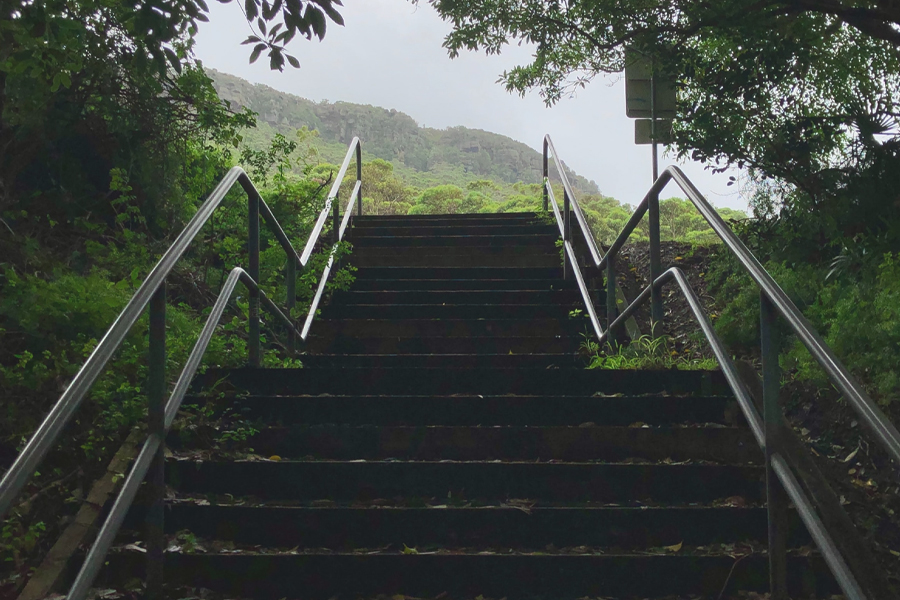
423, 0, 900, 258
0, 1, 351, 585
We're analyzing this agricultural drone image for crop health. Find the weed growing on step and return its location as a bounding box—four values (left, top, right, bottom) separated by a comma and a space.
584, 333, 719, 371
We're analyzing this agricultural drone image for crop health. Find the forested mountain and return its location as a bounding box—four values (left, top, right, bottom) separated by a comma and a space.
208, 69, 600, 194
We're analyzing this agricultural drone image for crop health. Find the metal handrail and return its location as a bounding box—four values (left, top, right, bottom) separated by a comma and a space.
597, 266, 865, 599
297, 139, 363, 341
543, 180, 604, 340
542, 135, 640, 342
0, 138, 364, 597
67, 268, 300, 600
0, 167, 288, 520
568, 145, 900, 599
605, 165, 900, 466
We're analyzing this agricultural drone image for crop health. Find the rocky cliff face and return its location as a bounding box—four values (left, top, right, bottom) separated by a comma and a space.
208, 69, 599, 193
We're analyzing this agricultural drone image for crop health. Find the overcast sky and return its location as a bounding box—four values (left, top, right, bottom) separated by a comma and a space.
194, 0, 747, 211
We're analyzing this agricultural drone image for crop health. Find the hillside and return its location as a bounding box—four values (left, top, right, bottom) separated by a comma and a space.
208, 69, 600, 194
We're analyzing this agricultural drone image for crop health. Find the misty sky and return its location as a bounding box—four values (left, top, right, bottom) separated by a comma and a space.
194, 0, 747, 211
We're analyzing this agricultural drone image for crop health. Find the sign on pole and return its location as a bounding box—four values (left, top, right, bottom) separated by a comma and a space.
624, 48, 676, 119
634, 119, 673, 145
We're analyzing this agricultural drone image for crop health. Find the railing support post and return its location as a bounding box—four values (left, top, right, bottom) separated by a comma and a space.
356, 153, 363, 216
146, 282, 166, 600
542, 141, 549, 212
761, 292, 788, 600
606, 253, 617, 344
286, 259, 297, 353
332, 195, 340, 245
563, 189, 571, 280
248, 192, 261, 367
648, 189, 662, 337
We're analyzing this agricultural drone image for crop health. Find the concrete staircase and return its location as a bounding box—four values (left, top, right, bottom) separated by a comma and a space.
112, 213, 835, 598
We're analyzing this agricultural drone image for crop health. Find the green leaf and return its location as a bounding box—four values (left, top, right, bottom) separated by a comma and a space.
249, 42, 266, 63
306, 5, 326, 40
319, 0, 344, 26
244, 0, 259, 20
286, 54, 300, 68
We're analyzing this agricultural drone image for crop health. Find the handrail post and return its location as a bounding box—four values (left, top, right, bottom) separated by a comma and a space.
146, 282, 166, 600
248, 192, 261, 367
333, 195, 340, 245
648, 189, 662, 336
356, 143, 363, 216
606, 252, 617, 344
563, 188, 571, 280
542, 139, 549, 212
286, 259, 297, 353
761, 292, 788, 599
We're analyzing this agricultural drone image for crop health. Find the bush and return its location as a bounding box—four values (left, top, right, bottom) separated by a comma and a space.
707, 248, 900, 406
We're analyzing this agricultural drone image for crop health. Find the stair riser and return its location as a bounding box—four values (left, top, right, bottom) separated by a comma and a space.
351, 224, 557, 237
309, 319, 584, 338
349, 279, 576, 291
354, 267, 564, 280
305, 337, 581, 354
102, 554, 835, 599
334, 290, 583, 304
212, 395, 741, 426
300, 355, 585, 369
193, 368, 728, 396
353, 246, 558, 257
158, 506, 806, 548
350, 255, 561, 268
352, 234, 559, 247
353, 214, 542, 225
199, 425, 759, 463
167, 462, 764, 503
324, 305, 579, 319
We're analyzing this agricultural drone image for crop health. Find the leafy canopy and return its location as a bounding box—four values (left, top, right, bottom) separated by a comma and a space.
424, 0, 900, 246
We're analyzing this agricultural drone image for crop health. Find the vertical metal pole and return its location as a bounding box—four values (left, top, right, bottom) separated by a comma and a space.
650, 60, 660, 183
248, 192, 261, 367
542, 140, 549, 212
761, 292, 788, 600
286, 258, 296, 353
563, 189, 570, 280
606, 253, 617, 343
356, 144, 363, 216
146, 282, 166, 600
332, 195, 340, 244
648, 61, 663, 337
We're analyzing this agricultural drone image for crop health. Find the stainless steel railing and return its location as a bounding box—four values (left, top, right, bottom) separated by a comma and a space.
546, 132, 898, 600
0, 138, 364, 599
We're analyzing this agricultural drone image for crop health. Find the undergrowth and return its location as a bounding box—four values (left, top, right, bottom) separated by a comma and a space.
707, 248, 900, 406
583, 333, 719, 371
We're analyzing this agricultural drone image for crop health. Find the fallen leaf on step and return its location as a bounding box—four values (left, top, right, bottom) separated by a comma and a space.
402, 544, 419, 555
890, 549, 900, 557
842, 447, 859, 463
664, 541, 683, 552
268, 455, 282, 462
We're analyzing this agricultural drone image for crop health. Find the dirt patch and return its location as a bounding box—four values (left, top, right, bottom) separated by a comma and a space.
615, 241, 719, 360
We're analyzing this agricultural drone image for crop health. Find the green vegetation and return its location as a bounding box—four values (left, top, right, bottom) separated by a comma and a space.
0, 0, 354, 578
422, 0, 900, 411
584, 334, 719, 371
707, 240, 900, 406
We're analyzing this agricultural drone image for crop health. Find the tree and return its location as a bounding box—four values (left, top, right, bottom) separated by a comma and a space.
408, 185, 466, 214
358, 159, 415, 215
424, 0, 900, 248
